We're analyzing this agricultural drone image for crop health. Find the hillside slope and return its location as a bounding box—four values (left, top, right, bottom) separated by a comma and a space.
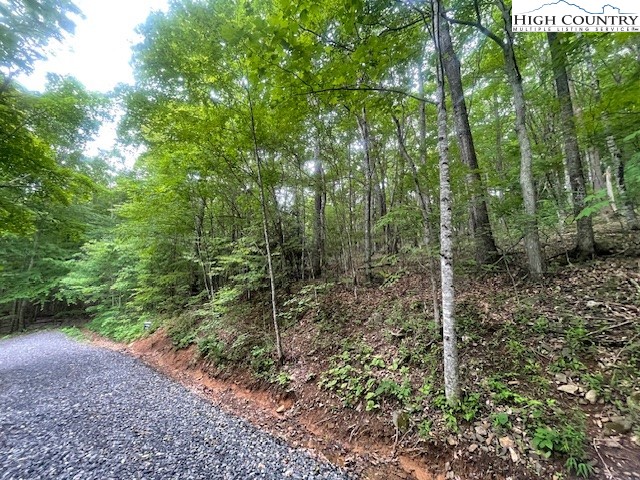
91, 230, 640, 480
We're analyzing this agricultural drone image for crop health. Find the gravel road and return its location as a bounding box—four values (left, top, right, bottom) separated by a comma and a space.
0, 331, 350, 480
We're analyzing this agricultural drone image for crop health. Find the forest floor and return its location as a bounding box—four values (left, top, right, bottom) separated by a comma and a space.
86, 227, 640, 480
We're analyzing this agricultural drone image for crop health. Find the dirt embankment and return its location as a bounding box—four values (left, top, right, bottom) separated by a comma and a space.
90, 330, 447, 480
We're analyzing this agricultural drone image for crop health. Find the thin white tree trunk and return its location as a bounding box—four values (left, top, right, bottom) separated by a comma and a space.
435, 0, 460, 406
247, 89, 283, 362
605, 166, 618, 212
606, 135, 639, 229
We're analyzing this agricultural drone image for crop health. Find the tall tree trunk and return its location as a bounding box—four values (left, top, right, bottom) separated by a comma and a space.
194, 197, 213, 301
496, 1, 545, 279
373, 158, 391, 254
347, 142, 357, 282
435, 0, 459, 406
607, 136, 639, 229
438, 2, 498, 266
297, 156, 307, 280
247, 90, 283, 362
547, 32, 596, 259
357, 107, 374, 281
17, 232, 39, 331
312, 132, 325, 277
10, 300, 19, 333
418, 64, 439, 250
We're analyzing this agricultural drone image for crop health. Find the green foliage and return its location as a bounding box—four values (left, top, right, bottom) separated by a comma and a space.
375, 205, 422, 240
281, 283, 333, 326
250, 345, 276, 379
488, 378, 545, 410
565, 318, 590, 353
1, 76, 107, 237
275, 371, 291, 388
532, 426, 559, 457
417, 419, 432, 439
60, 326, 86, 341
85, 312, 146, 342
532, 316, 551, 334
433, 391, 482, 432
166, 313, 199, 349
198, 334, 225, 362
575, 189, 610, 221
492, 412, 511, 429
319, 343, 414, 411
532, 420, 590, 474
549, 356, 587, 374
488, 374, 591, 475
565, 457, 595, 478
582, 373, 604, 393
0, 6, 636, 480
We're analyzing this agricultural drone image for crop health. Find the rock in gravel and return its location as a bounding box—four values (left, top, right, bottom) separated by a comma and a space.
554, 373, 567, 384
557, 384, 579, 395
585, 389, 598, 404
474, 425, 488, 437
604, 419, 632, 436
499, 436, 515, 449
508, 447, 519, 463
0, 332, 350, 480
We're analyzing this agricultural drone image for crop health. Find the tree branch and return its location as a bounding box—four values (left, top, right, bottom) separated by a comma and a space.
299, 85, 436, 104
297, 24, 355, 52
379, 16, 424, 36
443, 14, 504, 49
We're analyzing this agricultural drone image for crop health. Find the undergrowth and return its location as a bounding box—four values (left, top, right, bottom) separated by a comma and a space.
95, 255, 640, 479
85, 312, 150, 342
60, 326, 86, 341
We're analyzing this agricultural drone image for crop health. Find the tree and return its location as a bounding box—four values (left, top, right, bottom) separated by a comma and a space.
247, 86, 284, 362
446, 0, 545, 280
356, 107, 375, 281
435, 0, 459, 406
311, 119, 326, 277
0, 75, 105, 236
547, 32, 596, 259
437, 0, 498, 267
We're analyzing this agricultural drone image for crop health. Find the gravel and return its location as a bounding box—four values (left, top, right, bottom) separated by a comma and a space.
0, 331, 351, 480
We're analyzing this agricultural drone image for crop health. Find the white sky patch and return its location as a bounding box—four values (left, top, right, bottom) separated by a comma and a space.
17, 0, 168, 92
16, 0, 169, 167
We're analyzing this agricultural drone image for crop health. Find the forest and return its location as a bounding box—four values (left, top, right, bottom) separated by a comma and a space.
1, 0, 639, 478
